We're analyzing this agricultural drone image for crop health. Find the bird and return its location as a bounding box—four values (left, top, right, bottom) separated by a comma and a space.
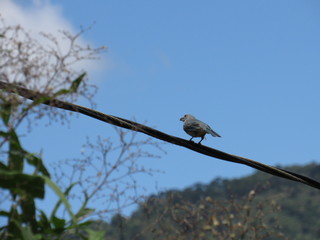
180, 114, 221, 144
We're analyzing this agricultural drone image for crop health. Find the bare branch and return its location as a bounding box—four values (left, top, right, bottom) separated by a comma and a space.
0, 19, 106, 129
51, 128, 163, 218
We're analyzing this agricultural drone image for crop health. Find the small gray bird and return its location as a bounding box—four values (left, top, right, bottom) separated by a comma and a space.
180, 114, 221, 144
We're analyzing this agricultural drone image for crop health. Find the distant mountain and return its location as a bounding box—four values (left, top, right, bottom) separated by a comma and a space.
88, 162, 320, 240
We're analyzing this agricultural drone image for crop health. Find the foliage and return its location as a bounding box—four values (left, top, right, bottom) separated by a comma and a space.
97, 190, 286, 240
94, 163, 320, 240
0, 19, 165, 240
0, 20, 106, 239
0, 77, 101, 239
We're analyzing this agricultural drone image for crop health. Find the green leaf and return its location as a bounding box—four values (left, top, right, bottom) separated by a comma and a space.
51, 182, 77, 219
0, 130, 9, 138
53, 73, 86, 97
7, 206, 20, 239
51, 216, 66, 230
30, 95, 52, 106
75, 208, 94, 220
20, 73, 86, 117
38, 210, 52, 233
75, 192, 94, 220
0, 101, 12, 126
42, 176, 77, 225
70, 73, 86, 92
0, 210, 10, 217
85, 228, 106, 240
0, 162, 9, 170
20, 194, 37, 232
0, 169, 45, 198
20, 95, 52, 116
12, 220, 39, 240
8, 129, 24, 172
75, 220, 94, 228
25, 152, 50, 177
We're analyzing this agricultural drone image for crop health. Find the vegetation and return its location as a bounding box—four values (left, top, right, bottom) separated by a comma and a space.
0, 20, 160, 239
90, 163, 320, 240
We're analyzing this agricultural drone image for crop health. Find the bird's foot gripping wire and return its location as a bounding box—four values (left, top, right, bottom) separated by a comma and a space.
198, 137, 204, 145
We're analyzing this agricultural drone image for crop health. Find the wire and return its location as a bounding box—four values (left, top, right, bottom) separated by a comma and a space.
1, 80, 320, 190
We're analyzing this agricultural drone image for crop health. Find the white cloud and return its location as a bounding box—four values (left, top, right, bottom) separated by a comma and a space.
0, 0, 105, 83
0, 0, 73, 38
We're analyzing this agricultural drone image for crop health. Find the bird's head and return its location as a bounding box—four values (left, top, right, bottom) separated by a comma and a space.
180, 114, 196, 122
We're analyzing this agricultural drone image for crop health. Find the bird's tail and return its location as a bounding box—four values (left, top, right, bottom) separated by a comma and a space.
209, 129, 221, 137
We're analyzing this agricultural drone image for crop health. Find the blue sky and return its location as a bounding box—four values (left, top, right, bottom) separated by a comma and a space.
2, 0, 320, 217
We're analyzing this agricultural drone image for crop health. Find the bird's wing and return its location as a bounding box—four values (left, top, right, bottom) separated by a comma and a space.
184, 120, 201, 131
185, 119, 221, 137
184, 120, 206, 136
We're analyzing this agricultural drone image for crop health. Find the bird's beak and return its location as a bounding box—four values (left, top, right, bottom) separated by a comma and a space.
180, 117, 185, 121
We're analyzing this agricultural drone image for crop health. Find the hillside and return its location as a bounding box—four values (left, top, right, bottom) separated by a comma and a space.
90, 162, 320, 240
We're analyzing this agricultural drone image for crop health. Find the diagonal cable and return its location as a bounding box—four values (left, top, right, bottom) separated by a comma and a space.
0, 80, 319, 190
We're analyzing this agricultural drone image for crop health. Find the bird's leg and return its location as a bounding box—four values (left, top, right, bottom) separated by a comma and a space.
198, 136, 204, 144
189, 137, 194, 142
